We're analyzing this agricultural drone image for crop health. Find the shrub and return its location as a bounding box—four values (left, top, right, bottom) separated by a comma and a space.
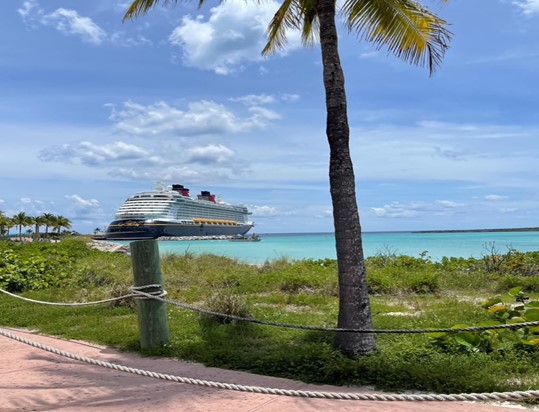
199, 292, 251, 325
365, 252, 440, 294
429, 287, 539, 354
367, 266, 439, 295
496, 275, 539, 293
0, 248, 71, 292
249, 259, 337, 296
481, 243, 539, 277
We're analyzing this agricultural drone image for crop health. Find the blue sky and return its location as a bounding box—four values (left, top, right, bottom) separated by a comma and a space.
1, 0, 539, 234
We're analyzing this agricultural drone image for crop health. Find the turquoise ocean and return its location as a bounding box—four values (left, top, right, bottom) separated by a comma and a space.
117, 230, 539, 264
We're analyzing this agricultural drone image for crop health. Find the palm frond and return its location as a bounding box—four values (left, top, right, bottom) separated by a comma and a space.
263, 0, 301, 55
123, 0, 180, 21
341, 0, 452, 74
299, 0, 319, 47
263, 0, 319, 55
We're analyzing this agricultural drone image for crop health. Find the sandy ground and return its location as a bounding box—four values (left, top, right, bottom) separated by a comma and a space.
1, 327, 535, 412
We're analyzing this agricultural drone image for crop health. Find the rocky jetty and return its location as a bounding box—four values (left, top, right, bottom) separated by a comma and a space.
88, 235, 253, 255
89, 240, 130, 255
157, 235, 240, 241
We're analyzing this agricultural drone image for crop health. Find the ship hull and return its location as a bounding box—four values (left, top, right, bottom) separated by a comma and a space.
104, 219, 253, 240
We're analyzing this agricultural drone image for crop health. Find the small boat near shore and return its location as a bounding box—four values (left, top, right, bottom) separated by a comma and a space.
229, 234, 261, 242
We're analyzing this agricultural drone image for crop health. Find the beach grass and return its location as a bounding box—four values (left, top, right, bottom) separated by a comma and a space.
1, 238, 539, 397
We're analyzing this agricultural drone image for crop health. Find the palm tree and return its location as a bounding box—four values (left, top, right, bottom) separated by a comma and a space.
33, 215, 47, 241
26, 215, 35, 239
40, 213, 57, 239
0, 212, 13, 239
124, 0, 451, 356
53, 215, 72, 236
12, 212, 31, 241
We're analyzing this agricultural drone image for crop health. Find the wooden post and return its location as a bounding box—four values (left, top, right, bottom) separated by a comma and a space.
130, 240, 169, 349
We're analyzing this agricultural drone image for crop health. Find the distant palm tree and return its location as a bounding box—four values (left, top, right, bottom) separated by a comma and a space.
53, 215, 72, 235
40, 213, 57, 239
33, 215, 47, 241
26, 215, 35, 239
0, 212, 13, 239
12, 212, 31, 241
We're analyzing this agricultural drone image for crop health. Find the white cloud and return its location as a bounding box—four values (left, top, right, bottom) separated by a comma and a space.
38, 141, 154, 166
37, 137, 244, 185
109, 31, 153, 47
41, 8, 107, 45
415, 120, 521, 139
187, 144, 235, 164
114, 1, 135, 13
350, 120, 539, 188
109, 100, 278, 136
372, 202, 423, 218
17, 0, 41, 20
314, 209, 333, 219
248, 106, 281, 121
485, 194, 508, 201
280, 93, 300, 103
64, 194, 104, 221
360, 51, 381, 59
230, 94, 298, 114
436, 200, 466, 208
250, 205, 279, 216
230, 94, 276, 106
18, 1, 150, 47
371, 200, 466, 218
13, 198, 49, 216
65, 194, 100, 209
107, 165, 231, 185
20, 197, 34, 205
513, 0, 539, 15
168, 0, 302, 74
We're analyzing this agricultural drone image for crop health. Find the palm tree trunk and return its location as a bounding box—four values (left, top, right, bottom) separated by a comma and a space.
317, 0, 376, 356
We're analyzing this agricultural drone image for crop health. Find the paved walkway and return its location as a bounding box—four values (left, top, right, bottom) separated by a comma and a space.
0, 328, 534, 411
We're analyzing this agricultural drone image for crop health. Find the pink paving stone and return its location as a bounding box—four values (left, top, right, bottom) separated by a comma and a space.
0, 328, 534, 412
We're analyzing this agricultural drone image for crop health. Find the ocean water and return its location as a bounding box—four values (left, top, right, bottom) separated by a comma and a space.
117, 231, 539, 264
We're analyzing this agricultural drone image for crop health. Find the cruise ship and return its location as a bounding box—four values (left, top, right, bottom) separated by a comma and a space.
104, 184, 254, 240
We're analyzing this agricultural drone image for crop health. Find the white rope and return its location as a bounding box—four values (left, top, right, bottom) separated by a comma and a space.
0, 288, 138, 306
130, 284, 167, 299
3, 286, 539, 334
131, 289, 539, 334
0, 327, 538, 402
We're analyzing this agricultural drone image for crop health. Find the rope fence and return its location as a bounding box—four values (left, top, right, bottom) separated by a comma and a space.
1, 327, 538, 403
2, 286, 539, 335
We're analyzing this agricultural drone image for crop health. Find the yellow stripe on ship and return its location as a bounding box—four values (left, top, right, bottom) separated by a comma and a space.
192, 218, 238, 225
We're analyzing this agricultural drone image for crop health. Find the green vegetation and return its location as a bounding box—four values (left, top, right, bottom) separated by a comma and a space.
1, 239, 539, 397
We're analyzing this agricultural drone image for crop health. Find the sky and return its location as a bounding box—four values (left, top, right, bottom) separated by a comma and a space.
1, 0, 539, 235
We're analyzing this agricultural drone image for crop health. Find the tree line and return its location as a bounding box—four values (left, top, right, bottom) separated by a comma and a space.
0, 211, 73, 241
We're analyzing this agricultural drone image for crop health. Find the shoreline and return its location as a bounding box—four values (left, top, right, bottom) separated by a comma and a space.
88, 235, 258, 255
412, 227, 539, 234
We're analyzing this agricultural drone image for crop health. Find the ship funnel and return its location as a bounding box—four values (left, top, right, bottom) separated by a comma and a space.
172, 184, 190, 197
198, 190, 216, 203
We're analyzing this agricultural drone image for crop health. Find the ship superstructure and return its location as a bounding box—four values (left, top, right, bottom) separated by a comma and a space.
104, 184, 253, 240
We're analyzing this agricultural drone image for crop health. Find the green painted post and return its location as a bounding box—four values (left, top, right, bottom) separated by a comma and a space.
130, 240, 169, 349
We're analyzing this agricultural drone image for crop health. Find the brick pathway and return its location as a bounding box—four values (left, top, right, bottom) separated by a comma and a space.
0, 328, 534, 412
